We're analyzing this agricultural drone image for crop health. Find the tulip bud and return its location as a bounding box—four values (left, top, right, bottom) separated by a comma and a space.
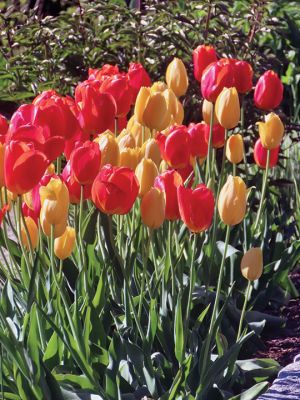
21, 216, 39, 250
254, 138, 279, 169
142, 92, 171, 131
54, 226, 76, 260
202, 99, 218, 125
134, 87, 151, 124
119, 148, 140, 170
151, 81, 168, 93
140, 139, 161, 169
204, 123, 225, 149
241, 247, 263, 281
39, 178, 69, 226
95, 132, 120, 167
201, 59, 234, 103
232, 60, 253, 94
215, 87, 240, 130
70, 141, 101, 185
135, 158, 159, 197
193, 45, 217, 82
257, 113, 284, 150
166, 58, 189, 97
218, 175, 247, 225
141, 187, 165, 229
188, 122, 208, 158
40, 213, 67, 238
226, 134, 244, 164
127, 117, 151, 147
254, 70, 283, 110
118, 133, 136, 150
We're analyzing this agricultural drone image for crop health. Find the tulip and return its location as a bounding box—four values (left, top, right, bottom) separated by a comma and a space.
202, 99, 218, 125
127, 118, 151, 147
54, 226, 76, 260
204, 123, 225, 149
254, 70, 283, 110
39, 178, 69, 226
157, 125, 191, 169
201, 59, 235, 103
22, 202, 38, 224
193, 45, 217, 82
154, 170, 182, 220
0, 143, 5, 187
4, 141, 48, 195
1, 188, 15, 211
215, 87, 240, 130
226, 134, 244, 164
119, 148, 140, 170
134, 87, 151, 124
254, 138, 279, 169
177, 184, 214, 232
218, 175, 247, 225
188, 123, 208, 158
257, 112, 284, 150
75, 79, 117, 136
88, 64, 119, 81
118, 133, 136, 150
0, 114, 8, 143
92, 164, 139, 215
151, 81, 168, 93
141, 187, 166, 229
163, 88, 184, 126
135, 158, 159, 197
40, 214, 67, 238
95, 132, 120, 167
62, 162, 92, 204
21, 216, 39, 250
141, 138, 161, 169
70, 141, 101, 185
0, 204, 9, 226
142, 92, 171, 131
127, 62, 151, 100
100, 73, 133, 117
232, 60, 253, 94
166, 58, 189, 97
241, 247, 263, 281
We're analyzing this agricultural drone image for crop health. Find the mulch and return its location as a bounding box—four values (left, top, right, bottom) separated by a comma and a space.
256, 270, 300, 366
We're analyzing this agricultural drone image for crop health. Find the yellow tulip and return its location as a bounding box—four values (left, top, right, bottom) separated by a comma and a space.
40, 213, 67, 238
257, 112, 284, 150
202, 99, 218, 125
23, 191, 34, 210
163, 88, 184, 125
134, 87, 151, 124
141, 187, 165, 229
21, 216, 39, 250
142, 92, 171, 131
140, 139, 161, 169
54, 226, 76, 260
128, 119, 151, 147
218, 175, 247, 225
226, 134, 244, 164
96, 132, 120, 167
166, 58, 189, 97
241, 247, 263, 281
119, 148, 140, 170
151, 81, 168, 93
1, 188, 16, 211
118, 133, 136, 151
135, 158, 159, 197
215, 87, 240, 129
47, 163, 56, 174
39, 178, 69, 226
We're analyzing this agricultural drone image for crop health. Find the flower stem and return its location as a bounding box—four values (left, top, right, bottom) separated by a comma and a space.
254, 149, 270, 231
205, 103, 215, 183
236, 280, 251, 341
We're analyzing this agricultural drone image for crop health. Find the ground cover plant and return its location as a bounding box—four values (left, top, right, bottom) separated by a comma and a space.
0, 1, 299, 399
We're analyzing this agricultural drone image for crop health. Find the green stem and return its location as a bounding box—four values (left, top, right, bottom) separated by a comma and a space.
18, 196, 35, 265
254, 149, 270, 231
137, 228, 152, 321
114, 117, 118, 136
240, 102, 249, 184
56, 156, 61, 175
79, 185, 88, 291
185, 234, 197, 330
236, 280, 251, 341
205, 103, 215, 183
16, 197, 31, 279
201, 224, 230, 382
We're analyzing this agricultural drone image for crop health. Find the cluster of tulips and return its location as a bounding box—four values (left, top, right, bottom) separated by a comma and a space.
0, 44, 285, 349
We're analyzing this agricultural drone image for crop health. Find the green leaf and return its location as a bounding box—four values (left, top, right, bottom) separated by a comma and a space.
229, 381, 269, 400
174, 295, 184, 365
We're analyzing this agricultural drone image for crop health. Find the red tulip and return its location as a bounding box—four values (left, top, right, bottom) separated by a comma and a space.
253, 138, 279, 169
193, 45, 217, 82
0, 114, 8, 143
204, 123, 225, 148
100, 73, 133, 117
92, 164, 139, 215
70, 141, 101, 185
232, 60, 253, 94
31, 173, 59, 217
254, 70, 283, 110
188, 122, 208, 158
75, 79, 117, 136
154, 170, 182, 220
176, 164, 194, 187
88, 64, 119, 81
22, 202, 38, 224
127, 62, 151, 101
62, 162, 91, 203
157, 125, 191, 169
0, 204, 9, 226
4, 141, 48, 195
177, 184, 214, 232
201, 59, 235, 102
